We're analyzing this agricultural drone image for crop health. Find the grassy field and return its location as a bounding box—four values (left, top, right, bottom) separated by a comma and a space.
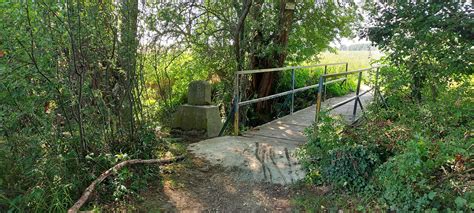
318, 50, 384, 70
316, 50, 385, 93
270, 50, 384, 120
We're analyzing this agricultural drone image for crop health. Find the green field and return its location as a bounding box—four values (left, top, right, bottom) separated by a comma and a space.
318, 50, 384, 70
272, 50, 382, 120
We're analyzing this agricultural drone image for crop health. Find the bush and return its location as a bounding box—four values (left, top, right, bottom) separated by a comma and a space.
374, 138, 471, 211
298, 113, 344, 184
298, 81, 473, 211
299, 113, 379, 192
322, 145, 379, 192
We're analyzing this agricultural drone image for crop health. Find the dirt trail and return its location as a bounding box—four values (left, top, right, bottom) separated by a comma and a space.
137, 155, 311, 212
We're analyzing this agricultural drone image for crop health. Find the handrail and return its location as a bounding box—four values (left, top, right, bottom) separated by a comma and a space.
238, 77, 348, 107
236, 62, 348, 75
239, 90, 294, 106
328, 88, 373, 110
232, 62, 349, 135
235, 62, 348, 107
323, 65, 384, 78
230, 63, 386, 136
314, 65, 386, 123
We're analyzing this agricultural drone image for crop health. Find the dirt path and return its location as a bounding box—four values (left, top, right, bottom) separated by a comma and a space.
135, 154, 327, 212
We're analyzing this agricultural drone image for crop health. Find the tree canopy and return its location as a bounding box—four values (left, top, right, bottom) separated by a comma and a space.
1, 1, 472, 212
364, 1, 473, 101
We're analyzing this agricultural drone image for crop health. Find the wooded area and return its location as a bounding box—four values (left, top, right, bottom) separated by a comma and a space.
0, 1, 472, 212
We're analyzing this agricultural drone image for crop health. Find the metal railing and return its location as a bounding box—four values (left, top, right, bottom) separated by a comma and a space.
231, 62, 349, 136
226, 63, 386, 136
314, 65, 385, 123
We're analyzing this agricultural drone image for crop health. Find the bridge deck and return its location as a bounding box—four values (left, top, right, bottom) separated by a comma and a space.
188, 87, 373, 185
243, 85, 372, 143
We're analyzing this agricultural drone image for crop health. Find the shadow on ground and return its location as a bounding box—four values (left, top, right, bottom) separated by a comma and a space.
135, 155, 312, 212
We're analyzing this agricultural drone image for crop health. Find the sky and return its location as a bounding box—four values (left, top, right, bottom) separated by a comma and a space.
339, 37, 370, 46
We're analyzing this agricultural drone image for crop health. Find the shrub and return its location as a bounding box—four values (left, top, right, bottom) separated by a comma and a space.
298, 80, 473, 211
298, 113, 343, 184
374, 138, 471, 211
299, 113, 379, 191
322, 145, 379, 192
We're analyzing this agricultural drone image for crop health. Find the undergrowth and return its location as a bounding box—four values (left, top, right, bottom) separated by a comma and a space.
297, 84, 473, 211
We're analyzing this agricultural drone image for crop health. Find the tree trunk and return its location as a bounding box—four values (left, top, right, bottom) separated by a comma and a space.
250, 0, 295, 121
412, 72, 423, 103
234, 0, 252, 72
118, 0, 139, 141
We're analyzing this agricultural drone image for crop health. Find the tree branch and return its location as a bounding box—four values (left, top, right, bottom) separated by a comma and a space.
68, 155, 185, 213
234, 0, 252, 71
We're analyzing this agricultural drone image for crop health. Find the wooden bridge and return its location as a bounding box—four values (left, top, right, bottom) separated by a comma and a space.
231, 62, 383, 135
242, 85, 374, 143
189, 63, 384, 185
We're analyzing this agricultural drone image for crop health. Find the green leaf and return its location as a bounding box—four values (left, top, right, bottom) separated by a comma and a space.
455, 197, 467, 208
428, 191, 436, 200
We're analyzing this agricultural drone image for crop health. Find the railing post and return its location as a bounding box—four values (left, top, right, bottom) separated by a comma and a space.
345, 62, 349, 75
290, 68, 295, 114
345, 62, 349, 85
233, 73, 240, 136
323, 65, 327, 101
352, 71, 363, 120
374, 67, 380, 105
315, 76, 324, 123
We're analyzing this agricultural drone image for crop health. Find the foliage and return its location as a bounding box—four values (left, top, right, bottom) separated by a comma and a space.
373, 138, 470, 211
283, 1, 359, 65
289, 4, 473, 209
292, 188, 382, 212
141, 1, 361, 127
366, 84, 473, 211
141, 52, 212, 125
0, 1, 360, 210
364, 1, 473, 101
297, 113, 346, 184
298, 83, 473, 211
3, 0, 471, 211
0, 1, 164, 211
242, 0, 359, 122
322, 145, 379, 192
298, 113, 380, 192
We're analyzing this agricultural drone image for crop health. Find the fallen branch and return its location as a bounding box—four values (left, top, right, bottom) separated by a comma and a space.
435, 167, 474, 188
68, 155, 185, 213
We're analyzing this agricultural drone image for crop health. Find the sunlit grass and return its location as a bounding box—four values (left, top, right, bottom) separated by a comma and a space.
318, 50, 384, 70
315, 50, 385, 88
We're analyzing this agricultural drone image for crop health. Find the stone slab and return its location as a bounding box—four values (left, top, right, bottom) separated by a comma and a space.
188, 136, 305, 185
187, 80, 212, 105
172, 104, 223, 137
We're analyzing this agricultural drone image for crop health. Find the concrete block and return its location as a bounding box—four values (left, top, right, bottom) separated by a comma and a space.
172, 104, 223, 137
187, 80, 211, 105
